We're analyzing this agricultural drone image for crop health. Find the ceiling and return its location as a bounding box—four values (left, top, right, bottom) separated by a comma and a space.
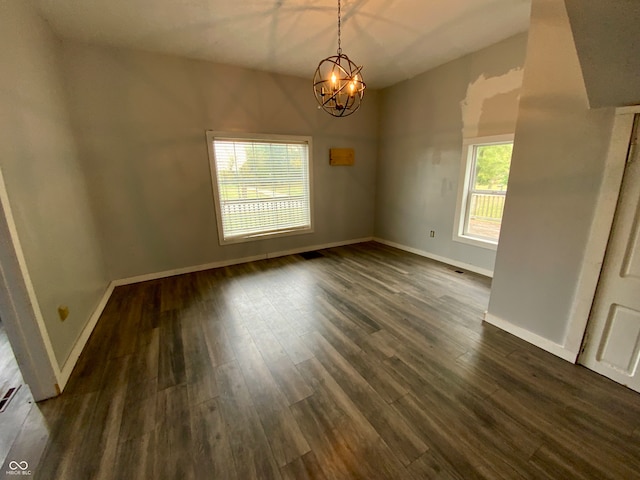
34, 0, 532, 89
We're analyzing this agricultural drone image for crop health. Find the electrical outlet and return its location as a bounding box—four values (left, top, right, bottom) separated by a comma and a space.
58, 305, 69, 322
429, 230, 435, 238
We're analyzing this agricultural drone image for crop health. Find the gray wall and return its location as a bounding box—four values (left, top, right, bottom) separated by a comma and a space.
0, 1, 109, 366
487, 0, 615, 344
565, 0, 640, 108
59, 42, 379, 280
375, 33, 528, 274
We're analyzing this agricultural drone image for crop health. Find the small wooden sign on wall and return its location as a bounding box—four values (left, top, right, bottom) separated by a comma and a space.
329, 148, 355, 166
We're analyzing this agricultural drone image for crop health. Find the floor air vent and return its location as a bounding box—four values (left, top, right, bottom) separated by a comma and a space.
0, 385, 21, 413
300, 251, 324, 260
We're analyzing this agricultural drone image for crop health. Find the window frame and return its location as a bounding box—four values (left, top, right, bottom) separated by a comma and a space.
453, 134, 514, 251
206, 131, 314, 245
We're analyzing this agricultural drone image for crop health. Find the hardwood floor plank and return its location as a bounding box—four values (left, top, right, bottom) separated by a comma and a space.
84, 386, 127, 480
46, 355, 130, 480
109, 286, 144, 359
288, 389, 408, 480
289, 395, 358, 480
155, 419, 195, 480
246, 319, 314, 404
489, 388, 640, 479
35, 392, 99, 480
0, 382, 33, 466
301, 332, 386, 418
280, 451, 329, 480
407, 451, 467, 480
156, 383, 191, 428
190, 398, 237, 480
157, 311, 187, 390
113, 431, 155, 480
316, 287, 381, 334
216, 361, 282, 480
508, 347, 640, 434
390, 392, 488, 480
313, 310, 363, 359
269, 326, 315, 365
118, 381, 156, 442
293, 361, 348, 429
266, 356, 314, 405
232, 338, 311, 467
313, 296, 370, 348
300, 334, 427, 466
388, 356, 543, 478
346, 350, 409, 404
528, 444, 596, 480
201, 318, 236, 367
182, 316, 218, 405
357, 329, 398, 361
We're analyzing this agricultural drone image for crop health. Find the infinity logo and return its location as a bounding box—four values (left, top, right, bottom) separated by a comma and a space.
8, 461, 28, 471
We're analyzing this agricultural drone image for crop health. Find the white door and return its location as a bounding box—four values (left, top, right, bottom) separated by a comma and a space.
580, 116, 640, 392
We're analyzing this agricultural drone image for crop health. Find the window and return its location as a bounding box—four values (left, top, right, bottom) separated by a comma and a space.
206, 132, 313, 244
453, 134, 513, 249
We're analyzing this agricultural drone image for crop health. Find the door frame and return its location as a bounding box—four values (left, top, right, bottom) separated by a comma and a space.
565, 106, 640, 362
0, 168, 59, 401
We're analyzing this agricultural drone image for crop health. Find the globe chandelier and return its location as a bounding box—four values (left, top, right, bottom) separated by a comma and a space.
313, 0, 366, 117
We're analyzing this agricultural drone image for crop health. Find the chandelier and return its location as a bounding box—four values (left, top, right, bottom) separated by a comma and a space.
313, 0, 366, 117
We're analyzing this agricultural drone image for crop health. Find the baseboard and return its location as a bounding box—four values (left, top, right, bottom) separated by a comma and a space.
113, 237, 374, 287
373, 237, 494, 278
483, 312, 578, 363
57, 281, 116, 389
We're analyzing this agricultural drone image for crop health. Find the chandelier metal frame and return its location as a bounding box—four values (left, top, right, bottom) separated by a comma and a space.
313, 0, 366, 117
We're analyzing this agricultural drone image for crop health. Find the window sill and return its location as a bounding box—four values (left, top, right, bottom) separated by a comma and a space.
453, 234, 498, 251
219, 226, 314, 246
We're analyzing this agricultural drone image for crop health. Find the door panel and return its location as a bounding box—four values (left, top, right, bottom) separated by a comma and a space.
598, 305, 640, 375
622, 213, 640, 278
581, 115, 640, 392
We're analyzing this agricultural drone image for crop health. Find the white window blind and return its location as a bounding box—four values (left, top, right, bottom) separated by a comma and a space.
207, 133, 313, 244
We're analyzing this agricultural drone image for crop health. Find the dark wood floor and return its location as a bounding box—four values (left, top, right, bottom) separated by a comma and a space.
0, 321, 36, 471
25, 242, 640, 479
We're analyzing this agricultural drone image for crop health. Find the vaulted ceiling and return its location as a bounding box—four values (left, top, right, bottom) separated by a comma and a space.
34, 0, 531, 88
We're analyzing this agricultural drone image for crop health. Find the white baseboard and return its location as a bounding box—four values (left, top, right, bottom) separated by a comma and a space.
113, 237, 374, 287
483, 312, 578, 363
373, 237, 494, 278
57, 281, 116, 389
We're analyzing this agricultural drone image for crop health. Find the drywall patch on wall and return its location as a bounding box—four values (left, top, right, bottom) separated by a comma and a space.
461, 67, 524, 138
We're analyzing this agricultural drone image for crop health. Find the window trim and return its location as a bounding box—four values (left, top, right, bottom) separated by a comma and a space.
206, 131, 314, 245
453, 134, 514, 251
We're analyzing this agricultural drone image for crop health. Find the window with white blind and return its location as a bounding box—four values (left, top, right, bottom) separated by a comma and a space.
206, 132, 313, 244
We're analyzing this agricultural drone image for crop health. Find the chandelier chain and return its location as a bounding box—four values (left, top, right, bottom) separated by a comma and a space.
337, 0, 342, 55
